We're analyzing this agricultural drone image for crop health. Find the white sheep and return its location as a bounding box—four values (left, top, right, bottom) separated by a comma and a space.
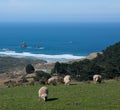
47, 76, 58, 85
93, 74, 102, 83
63, 75, 71, 85
38, 86, 48, 101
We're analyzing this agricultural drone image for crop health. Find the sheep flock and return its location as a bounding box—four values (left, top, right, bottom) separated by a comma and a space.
38, 74, 104, 101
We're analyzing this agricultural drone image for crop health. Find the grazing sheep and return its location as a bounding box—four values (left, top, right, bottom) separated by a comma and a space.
93, 74, 102, 83
38, 86, 48, 101
64, 75, 71, 85
47, 76, 58, 85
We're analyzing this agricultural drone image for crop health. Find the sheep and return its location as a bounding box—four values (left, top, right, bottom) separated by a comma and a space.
93, 74, 102, 83
38, 86, 48, 101
63, 75, 71, 85
47, 76, 58, 85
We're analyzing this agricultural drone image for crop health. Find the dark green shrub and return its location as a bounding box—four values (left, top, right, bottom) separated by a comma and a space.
52, 42, 120, 81
34, 71, 51, 81
25, 64, 35, 74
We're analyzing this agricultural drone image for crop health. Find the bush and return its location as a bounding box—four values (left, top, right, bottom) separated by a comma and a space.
25, 64, 35, 74
34, 71, 51, 81
52, 42, 120, 81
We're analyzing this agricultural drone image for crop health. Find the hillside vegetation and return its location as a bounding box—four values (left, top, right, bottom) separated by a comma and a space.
0, 56, 46, 74
52, 42, 120, 80
0, 80, 120, 110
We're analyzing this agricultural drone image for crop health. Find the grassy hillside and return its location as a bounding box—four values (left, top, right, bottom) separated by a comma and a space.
0, 80, 120, 110
52, 41, 120, 80
0, 56, 46, 74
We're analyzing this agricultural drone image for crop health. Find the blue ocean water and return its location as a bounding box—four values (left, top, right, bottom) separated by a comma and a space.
0, 22, 120, 62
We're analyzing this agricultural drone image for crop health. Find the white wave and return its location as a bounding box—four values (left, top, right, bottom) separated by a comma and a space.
0, 51, 85, 62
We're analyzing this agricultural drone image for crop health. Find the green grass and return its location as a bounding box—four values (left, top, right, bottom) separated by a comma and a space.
0, 80, 120, 110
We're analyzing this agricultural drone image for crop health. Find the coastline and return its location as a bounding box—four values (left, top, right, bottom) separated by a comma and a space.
0, 52, 99, 75
0, 50, 86, 63
0, 51, 100, 87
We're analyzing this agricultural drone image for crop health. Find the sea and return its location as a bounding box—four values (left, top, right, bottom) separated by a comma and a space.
0, 22, 120, 63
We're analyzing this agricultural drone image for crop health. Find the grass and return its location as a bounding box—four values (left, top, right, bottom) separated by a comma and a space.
0, 80, 120, 110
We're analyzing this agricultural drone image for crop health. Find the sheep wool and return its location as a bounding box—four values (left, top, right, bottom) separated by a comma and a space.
64, 75, 71, 85
93, 74, 102, 83
38, 86, 48, 101
48, 76, 58, 85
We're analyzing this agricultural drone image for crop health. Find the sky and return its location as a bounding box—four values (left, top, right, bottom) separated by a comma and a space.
0, 0, 120, 22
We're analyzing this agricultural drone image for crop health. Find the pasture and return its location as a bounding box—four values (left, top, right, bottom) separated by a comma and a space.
0, 80, 120, 110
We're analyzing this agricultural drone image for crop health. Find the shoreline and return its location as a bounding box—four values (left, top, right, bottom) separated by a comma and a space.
0, 51, 99, 64
0, 51, 86, 63
0, 52, 100, 86
0, 52, 99, 74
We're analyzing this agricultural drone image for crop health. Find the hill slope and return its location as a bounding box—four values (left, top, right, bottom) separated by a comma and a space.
52, 41, 120, 80
0, 56, 46, 74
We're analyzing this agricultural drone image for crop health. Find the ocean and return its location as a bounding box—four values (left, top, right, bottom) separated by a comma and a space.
0, 22, 120, 62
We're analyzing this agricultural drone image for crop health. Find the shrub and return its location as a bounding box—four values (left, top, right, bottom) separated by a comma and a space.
34, 71, 51, 81
25, 64, 35, 74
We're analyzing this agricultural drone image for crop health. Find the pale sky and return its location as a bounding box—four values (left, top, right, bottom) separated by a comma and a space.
0, 0, 120, 22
